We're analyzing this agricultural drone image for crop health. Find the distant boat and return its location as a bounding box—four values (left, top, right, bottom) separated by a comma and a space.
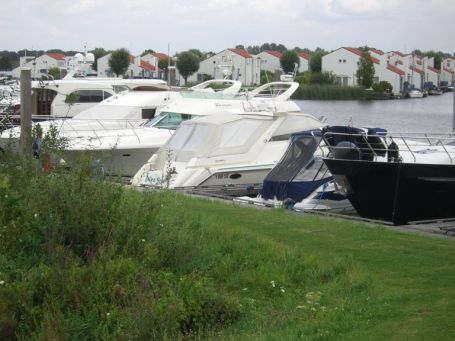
428, 88, 443, 95
406, 89, 424, 98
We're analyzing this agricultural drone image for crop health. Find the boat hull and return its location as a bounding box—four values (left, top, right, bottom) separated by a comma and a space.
323, 159, 455, 224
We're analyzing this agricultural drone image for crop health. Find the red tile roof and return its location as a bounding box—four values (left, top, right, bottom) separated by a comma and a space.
229, 48, 252, 58
444, 67, 455, 75
343, 47, 380, 64
298, 51, 310, 60
387, 64, 405, 76
47, 53, 66, 60
391, 51, 406, 57
152, 52, 169, 60
264, 50, 282, 58
127, 55, 158, 71
140, 60, 157, 71
410, 65, 424, 75
427, 66, 440, 73
396, 60, 403, 65
369, 48, 384, 55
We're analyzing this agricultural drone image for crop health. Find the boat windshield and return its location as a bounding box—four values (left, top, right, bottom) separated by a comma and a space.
144, 111, 194, 129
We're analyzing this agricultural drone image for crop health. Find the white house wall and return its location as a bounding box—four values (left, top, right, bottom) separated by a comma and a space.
13, 55, 64, 79
298, 57, 309, 73
322, 49, 362, 86
186, 50, 260, 85
257, 52, 281, 73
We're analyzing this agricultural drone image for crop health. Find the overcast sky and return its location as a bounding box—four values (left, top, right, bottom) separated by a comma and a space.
2, 0, 454, 55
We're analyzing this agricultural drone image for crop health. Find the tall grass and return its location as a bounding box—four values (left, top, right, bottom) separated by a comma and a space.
0, 151, 454, 340
0, 152, 373, 340
292, 84, 368, 100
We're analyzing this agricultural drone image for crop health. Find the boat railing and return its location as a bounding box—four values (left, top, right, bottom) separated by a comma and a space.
323, 131, 455, 164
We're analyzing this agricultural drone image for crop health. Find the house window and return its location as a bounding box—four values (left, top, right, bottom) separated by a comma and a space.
339, 59, 342, 63
197, 73, 205, 82
343, 59, 346, 63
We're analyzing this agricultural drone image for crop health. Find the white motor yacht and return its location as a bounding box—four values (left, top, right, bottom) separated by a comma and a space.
30, 78, 169, 120
131, 111, 325, 194
59, 81, 303, 177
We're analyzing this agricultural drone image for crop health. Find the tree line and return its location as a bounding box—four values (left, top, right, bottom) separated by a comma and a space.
1, 44, 452, 71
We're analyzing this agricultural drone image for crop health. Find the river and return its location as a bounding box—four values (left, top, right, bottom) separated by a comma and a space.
295, 92, 455, 133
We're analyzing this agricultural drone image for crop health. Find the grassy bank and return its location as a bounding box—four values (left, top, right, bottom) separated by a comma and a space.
0, 156, 454, 340
292, 84, 368, 100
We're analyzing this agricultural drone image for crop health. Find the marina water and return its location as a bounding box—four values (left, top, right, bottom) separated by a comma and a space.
295, 93, 454, 133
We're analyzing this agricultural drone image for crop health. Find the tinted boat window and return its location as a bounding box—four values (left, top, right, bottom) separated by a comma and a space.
71, 90, 104, 103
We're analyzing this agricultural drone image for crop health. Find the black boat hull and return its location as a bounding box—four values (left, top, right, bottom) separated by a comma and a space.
323, 159, 455, 224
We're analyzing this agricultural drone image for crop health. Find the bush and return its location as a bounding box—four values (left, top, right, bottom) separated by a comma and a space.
372, 81, 393, 93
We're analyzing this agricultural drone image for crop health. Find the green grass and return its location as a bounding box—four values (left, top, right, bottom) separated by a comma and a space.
0, 155, 454, 340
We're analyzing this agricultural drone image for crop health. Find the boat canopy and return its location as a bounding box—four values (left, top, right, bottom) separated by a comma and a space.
262, 131, 332, 201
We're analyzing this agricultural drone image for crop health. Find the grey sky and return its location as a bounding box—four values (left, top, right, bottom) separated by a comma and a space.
2, 0, 454, 55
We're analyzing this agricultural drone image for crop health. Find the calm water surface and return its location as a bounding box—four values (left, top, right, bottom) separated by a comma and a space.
295, 92, 455, 132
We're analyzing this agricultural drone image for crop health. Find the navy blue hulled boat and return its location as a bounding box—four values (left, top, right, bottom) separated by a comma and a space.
322, 126, 455, 224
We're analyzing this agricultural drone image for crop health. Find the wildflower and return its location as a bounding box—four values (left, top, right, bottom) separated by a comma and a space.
0, 280, 5, 285
106, 312, 111, 317
141, 239, 146, 242
270, 280, 276, 288
311, 307, 316, 311
243, 287, 248, 291
280, 287, 285, 293
296, 305, 306, 309
4, 194, 8, 198
34, 213, 38, 218
321, 306, 327, 311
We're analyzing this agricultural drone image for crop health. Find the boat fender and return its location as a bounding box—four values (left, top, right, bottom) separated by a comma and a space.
283, 197, 295, 210
333, 141, 362, 160
387, 141, 399, 162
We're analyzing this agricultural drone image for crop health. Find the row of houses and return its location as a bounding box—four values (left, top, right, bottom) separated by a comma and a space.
12, 47, 455, 94
322, 47, 455, 94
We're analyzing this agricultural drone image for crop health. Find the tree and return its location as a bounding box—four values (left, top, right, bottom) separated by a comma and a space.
108, 48, 130, 77
176, 51, 200, 84
141, 49, 155, 56
280, 50, 300, 74
0, 54, 13, 70
188, 49, 204, 61
90, 47, 108, 71
309, 49, 327, 72
47, 67, 61, 80
356, 51, 375, 88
